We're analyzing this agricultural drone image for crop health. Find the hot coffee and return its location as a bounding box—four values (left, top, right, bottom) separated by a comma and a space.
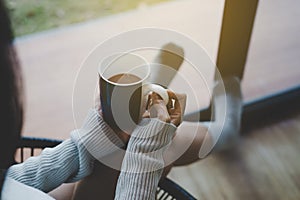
99, 53, 168, 134
108, 73, 141, 84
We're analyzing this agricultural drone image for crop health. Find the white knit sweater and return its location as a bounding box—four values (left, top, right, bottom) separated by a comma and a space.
2, 109, 176, 200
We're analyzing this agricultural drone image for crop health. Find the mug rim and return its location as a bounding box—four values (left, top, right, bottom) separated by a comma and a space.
98, 52, 150, 86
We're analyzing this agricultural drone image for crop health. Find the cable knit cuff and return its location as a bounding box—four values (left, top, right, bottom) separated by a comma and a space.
129, 118, 176, 151
115, 119, 176, 200
121, 118, 177, 173
71, 109, 125, 160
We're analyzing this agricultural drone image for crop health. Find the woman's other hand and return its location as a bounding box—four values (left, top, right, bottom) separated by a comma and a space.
166, 91, 186, 127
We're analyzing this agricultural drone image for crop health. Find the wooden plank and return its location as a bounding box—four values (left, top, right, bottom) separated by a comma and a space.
169, 112, 300, 200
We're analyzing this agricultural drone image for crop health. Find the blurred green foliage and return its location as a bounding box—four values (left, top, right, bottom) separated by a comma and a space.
5, 0, 170, 36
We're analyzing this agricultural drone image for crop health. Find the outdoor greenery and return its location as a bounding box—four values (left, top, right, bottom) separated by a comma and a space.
5, 0, 170, 36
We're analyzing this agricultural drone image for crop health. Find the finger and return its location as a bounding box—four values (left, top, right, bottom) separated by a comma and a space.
153, 104, 170, 123
167, 90, 182, 113
167, 91, 187, 126
166, 91, 174, 109
146, 94, 152, 110
142, 110, 151, 118
149, 92, 165, 107
151, 92, 163, 101
148, 93, 170, 122
167, 90, 176, 110
167, 90, 178, 108
169, 92, 186, 113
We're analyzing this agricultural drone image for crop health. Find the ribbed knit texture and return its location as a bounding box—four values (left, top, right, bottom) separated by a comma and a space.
6, 110, 176, 199
6, 109, 124, 193
71, 109, 124, 161
115, 118, 176, 200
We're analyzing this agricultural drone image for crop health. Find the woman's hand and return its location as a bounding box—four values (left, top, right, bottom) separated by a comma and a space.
143, 92, 171, 123
143, 91, 186, 127
96, 90, 186, 144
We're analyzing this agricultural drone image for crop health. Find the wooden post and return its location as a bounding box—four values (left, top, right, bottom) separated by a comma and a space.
185, 0, 259, 122
215, 0, 259, 80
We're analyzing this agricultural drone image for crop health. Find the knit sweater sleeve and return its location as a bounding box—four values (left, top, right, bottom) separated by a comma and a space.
6, 109, 124, 192
115, 118, 176, 200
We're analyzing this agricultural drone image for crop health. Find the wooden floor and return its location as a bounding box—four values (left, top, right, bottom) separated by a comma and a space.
168, 111, 300, 200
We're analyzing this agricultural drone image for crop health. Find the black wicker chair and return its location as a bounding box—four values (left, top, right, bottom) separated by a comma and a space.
17, 136, 196, 200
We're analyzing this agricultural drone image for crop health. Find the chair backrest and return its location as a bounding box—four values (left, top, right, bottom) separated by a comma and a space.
17, 136, 197, 200
157, 178, 197, 200
16, 137, 61, 162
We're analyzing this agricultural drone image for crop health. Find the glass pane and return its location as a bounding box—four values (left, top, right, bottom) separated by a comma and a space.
242, 0, 300, 101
